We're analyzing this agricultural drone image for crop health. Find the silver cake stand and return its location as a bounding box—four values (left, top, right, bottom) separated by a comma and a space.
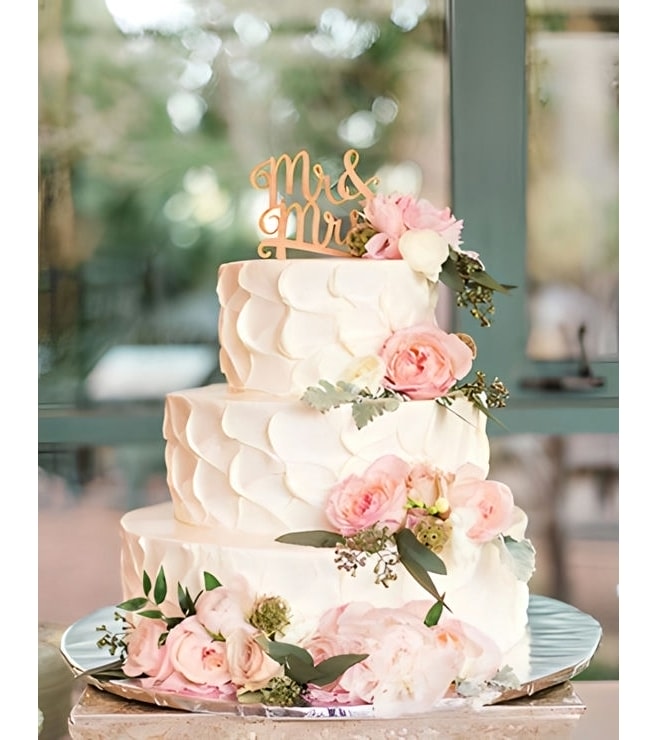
60, 594, 602, 719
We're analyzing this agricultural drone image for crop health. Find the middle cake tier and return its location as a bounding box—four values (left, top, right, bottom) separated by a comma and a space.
164, 384, 490, 535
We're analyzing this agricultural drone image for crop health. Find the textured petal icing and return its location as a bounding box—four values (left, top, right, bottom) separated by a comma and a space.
121, 503, 530, 656
217, 259, 440, 396
163, 385, 489, 536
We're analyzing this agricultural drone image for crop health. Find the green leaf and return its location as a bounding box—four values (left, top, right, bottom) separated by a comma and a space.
395, 528, 447, 575
285, 653, 325, 684
137, 609, 166, 619
394, 529, 446, 601
117, 596, 148, 611
469, 269, 514, 294
310, 654, 368, 687
178, 584, 196, 616
256, 635, 314, 667
439, 257, 466, 291
204, 572, 222, 591
275, 530, 345, 548
153, 566, 167, 605
142, 571, 152, 597
424, 600, 444, 627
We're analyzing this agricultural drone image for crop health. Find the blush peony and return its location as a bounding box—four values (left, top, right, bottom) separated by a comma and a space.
379, 325, 474, 399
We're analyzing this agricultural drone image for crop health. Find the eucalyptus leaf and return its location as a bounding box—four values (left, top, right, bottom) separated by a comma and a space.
117, 596, 148, 611
470, 269, 515, 294
399, 557, 441, 600
439, 257, 466, 291
395, 528, 447, 575
275, 530, 345, 548
154, 566, 167, 605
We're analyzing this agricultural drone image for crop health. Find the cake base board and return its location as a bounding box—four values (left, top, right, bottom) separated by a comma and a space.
68, 682, 587, 739
60, 594, 602, 717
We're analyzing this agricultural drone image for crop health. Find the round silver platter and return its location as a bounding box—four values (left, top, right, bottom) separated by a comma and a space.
60, 594, 602, 719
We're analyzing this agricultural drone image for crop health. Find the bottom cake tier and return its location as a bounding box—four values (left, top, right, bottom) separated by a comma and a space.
121, 502, 530, 660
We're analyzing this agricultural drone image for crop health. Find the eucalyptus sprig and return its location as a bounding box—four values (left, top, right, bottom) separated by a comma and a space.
275, 526, 450, 624
440, 248, 516, 327
438, 370, 510, 430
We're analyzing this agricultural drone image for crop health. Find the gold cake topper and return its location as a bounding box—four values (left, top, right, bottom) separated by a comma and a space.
249, 149, 378, 259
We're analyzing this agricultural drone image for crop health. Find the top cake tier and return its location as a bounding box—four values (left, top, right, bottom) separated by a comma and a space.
217, 258, 439, 396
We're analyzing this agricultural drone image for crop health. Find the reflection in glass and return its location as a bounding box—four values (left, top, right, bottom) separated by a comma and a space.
526, 7, 618, 361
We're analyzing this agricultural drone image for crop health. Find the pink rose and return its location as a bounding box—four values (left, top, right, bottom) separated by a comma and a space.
123, 617, 171, 679
164, 615, 232, 687
225, 626, 284, 691
195, 578, 252, 639
379, 325, 473, 399
325, 455, 410, 536
448, 466, 515, 543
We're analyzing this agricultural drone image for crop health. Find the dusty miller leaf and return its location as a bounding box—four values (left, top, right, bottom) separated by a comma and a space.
499, 536, 536, 582
301, 380, 361, 412
352, 396, 401, 429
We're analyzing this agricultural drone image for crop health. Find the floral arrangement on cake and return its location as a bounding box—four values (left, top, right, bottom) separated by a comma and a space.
344, 191, 513, 328
277, 456, 535, 602
90, 566, 520, 716
301, 322, 509, 429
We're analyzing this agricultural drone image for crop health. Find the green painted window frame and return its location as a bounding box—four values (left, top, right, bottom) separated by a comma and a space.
448, 0, 618, 436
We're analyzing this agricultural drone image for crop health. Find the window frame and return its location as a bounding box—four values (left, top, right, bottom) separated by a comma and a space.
448, 0, 618, 436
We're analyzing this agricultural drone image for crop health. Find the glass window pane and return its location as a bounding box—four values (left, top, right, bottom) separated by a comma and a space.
526, 3, 619, 361
39, 0, 451, 409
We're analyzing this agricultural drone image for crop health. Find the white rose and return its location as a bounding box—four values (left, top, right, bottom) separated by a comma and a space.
399, 228, 450, 282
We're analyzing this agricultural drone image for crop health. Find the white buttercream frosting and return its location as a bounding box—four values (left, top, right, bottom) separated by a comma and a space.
163, 384, 490, 534
120, 502, 529, 654
217, 259, 438, 396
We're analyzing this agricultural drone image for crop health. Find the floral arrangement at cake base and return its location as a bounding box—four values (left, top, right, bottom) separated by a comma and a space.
89, 566, 522, 718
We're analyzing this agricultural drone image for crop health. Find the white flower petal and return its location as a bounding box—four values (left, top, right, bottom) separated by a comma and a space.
399, 229, 450, 282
